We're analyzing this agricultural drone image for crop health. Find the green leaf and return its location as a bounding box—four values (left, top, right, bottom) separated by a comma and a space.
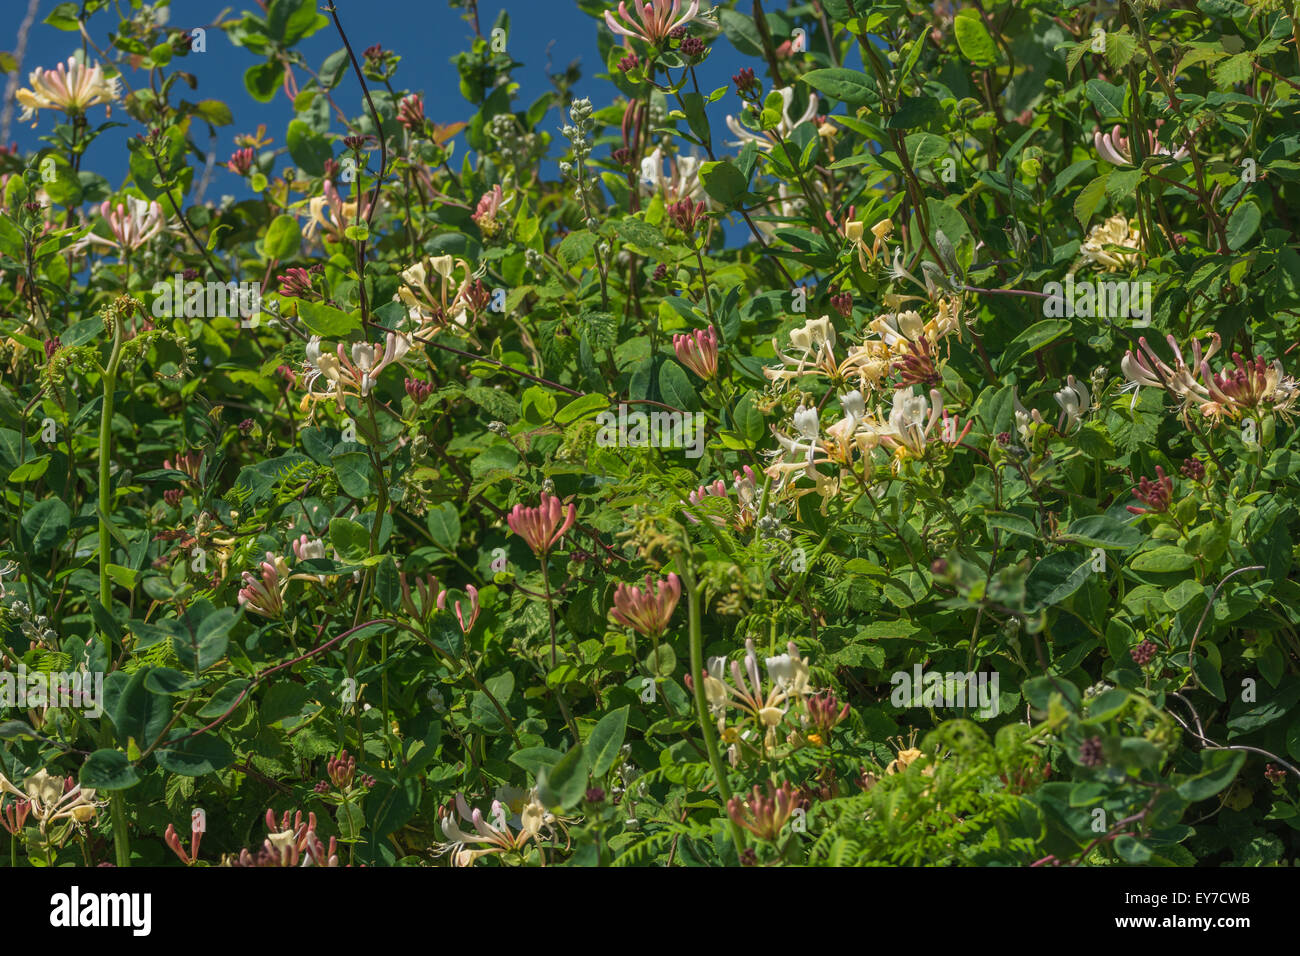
904, 132, 949, 168
537, 743, 587, 810
800, 68, 877, 108
1176, 749, 1246, 801
1085, 78, 1126, 119
426, 502, 461, 553
263, 213, 302, 260
330, 517, 370, 562
954, 10, 997, 66
587, 706, 629, 777
1130, 546, 1195, 572
1227, 202, 1260, 251
244, 61, 285, 103
112, 667, 172, 748
733, 390, 765, 443
332, 451, 373, 498
555, 393, 609, 425
659, 360, 699, 410
699, 160, 749, 207
154, 732, 235, 776
1074, 173, 1111, 230
80, 749, 140, 790
22, 497, 70, 553
296, 299, 361, 337
717, 8, 763, 56
175, 608, 235, 673
1065, 515, 1142, 550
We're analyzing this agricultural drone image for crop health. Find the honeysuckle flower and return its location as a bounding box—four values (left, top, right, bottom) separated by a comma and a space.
673, 325, 719, 379
873, 388, 944, 463
472, 184, 510, 238
726, 87, 819, 149
639, 146, 706, 204
299, 332, 412, 411
1079, 214, 1142, 271
1127, 466, 1174, 515
1201, 352, 1300, 420
81, 197, 167, 253
731, 465, 760, 531
727, 781, 799, 841
304, 179, 371, 245
805, 691, 850, 742
1094, 123, 1189, 166
699, 639, 805, 750
227, 147, 255, 176
684, 478, 727, 523
604, 0, 700, 46
238, 551, 289, 618
399, 572, 441, 621
397, 93, 426, 132
164, 450, 203, 482
610, 572, 681, 637
1120, 333, 1221, 412
1054, 374, 1091, 433
765, 314, 839, 385
506, 493, 576, 557
845, 216, 894, 268
0, 769, 105, 834
433, 792, 542, 867
438, 585, 481, 633
766, 641, 811, 694
16, 56, 120, 125
291, 534, 329, 584
229, 809, 338, 867
395, 254, 479, 334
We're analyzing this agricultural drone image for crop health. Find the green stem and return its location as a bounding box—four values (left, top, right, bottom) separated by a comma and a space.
96, 313, 131, 868
676, 554, 746, 855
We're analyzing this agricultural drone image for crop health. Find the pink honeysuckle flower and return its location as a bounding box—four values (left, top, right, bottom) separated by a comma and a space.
398, 93, 426, 132
1127, 466, 1173, 515
471, 184, 509, 237
506, 493, 576, 557
610, 573, 681, 637
438, 585, 481, 633
304, 178, 372, 245
1094, 122, 1189, 166
604, 0, 700, 46
82, 197, 166, 253
238, 552, 288, 618
673, 325, 719, 380
683, 478, 728, 526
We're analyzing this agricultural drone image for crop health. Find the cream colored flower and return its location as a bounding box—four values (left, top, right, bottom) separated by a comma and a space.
1079, 214, 1142, 272
17, 56, 120, 125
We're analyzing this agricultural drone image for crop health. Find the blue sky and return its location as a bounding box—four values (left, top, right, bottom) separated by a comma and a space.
5, 0, 746, 193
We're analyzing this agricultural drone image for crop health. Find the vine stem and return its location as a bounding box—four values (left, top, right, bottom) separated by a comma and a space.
95, 311, 131, 867
676, 554, 746, 855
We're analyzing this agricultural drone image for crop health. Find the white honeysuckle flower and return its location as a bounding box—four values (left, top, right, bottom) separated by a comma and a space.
725, 87, 819, 150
